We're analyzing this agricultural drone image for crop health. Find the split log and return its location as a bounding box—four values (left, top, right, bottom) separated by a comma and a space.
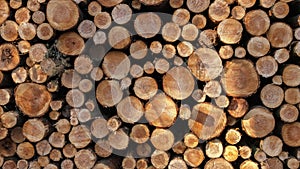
162, 22, 181, 42
150, 150, 170, 169
94, 12, 112, 29
188, 103, 227, 140
285, 88, 300, 105
204, 158, 233, 169
117, 96, 144, 123
0, 20, 18, 42
56, 32, 85, 56
102, 51, 130, 80
221, 59, 259, 97
186, 0, 210, 13
223, 145, 239, 162
108, 26, 131, 49
0, 44, 20, 71
32, 11, 45, 24
134, 12, 161, 39
217, 19, 243, 44
37, 23, 54, 40
46, 0, 79, 31
205, 139, 223, 158
279, 104, 299, 123
267, 22, 293, 48
150, 128, 174, 151
244, 10, 270, 36
282, 122, 300, 147
208, 0, 230, 22
239, 146, 252, 159
247, 36, 270, 57
260, 135, 283, 157
242, 107, 275, 138
260, 84, 284, 108
282, 64, 300, 87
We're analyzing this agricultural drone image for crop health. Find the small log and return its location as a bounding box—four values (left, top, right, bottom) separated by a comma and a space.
17, 40, 31, 54
88, 1, 102, 16
261, 157, 283, 169
145, 93, 177, 128
169, 0, 184, 8
225, 129, 242, 145
48, 132, 65, 148
260, 84, 284, 108
96, 80, 123, 107
61, 159, 74, 169
221, 59, 259, 97
219, 45, 233, 60
244, 10, 270, 36
238, 0, 256, 8
254, 149, 267, 162
208, 0, 230, 22
169, 157, 187, 169
234, 46, 246, 58
150, 41, 162, 54
162, 22, 181, 42
56, 32, 85, 56
143, 61, 155, 74
136, 159, 148, 169
66, 89, 85, 107
199, 30, 217, 47
162, 44, 176, 59
46, 0, 79, 31
117, 96, 144, 123
107, 115, 122, 132
131, 0, 141, 10
287, 158, 299, 169
10, 127, 25, 143
223, 145, 239, 162
240, 160, 259, 169
188, 48, 223, 81
17, 159, 29, 169
203, 80, 222, 98
177, 41, 193, 58
0, 0, 9, 25
29, 43, 47, 63
79, 79, 93, 93
122, 157, 136, 169
35, 140, 51, 156
69, 125, 91, 148
0, 43, 20, 71
50, 101, 62, 111
192, 14, 207, 29
136, 143, 152, 157
94, 12, 112, 29
108, 128, 129, 150
102, 51, 130, 80
18, 22, 36, 40
271, 2, 289, 19
150, 128, 174, 151
78, 20, 96, 39
267, 22, 293, 48
49, 149, 62, 162
1, 111, 17, 128
28, 161, 41, 169
29, 64, 48, 83
239, 146, 252, 159
186, 0, 210, 13
247, 36, 270, 57
130, 64, 143, 78
49, 111, 60, 121
15, 7, 31, 24
173, 56, 183, 66
183, 133, 198, 148
37, 23, 54, 40
0, 20, 18, 42
204, 158, 233, 169
74, 149, 96, 169
23, 119, 47, 142
279, 104, 299, 123
282, 64, 300, 87
282, 122, 300, 147
260, 135, 283, 157
215, 95, 230, 108
61, 69, 82, 89
256, 56, 278, 78
154, 58, 169, 74
294, 42, 300, 57
172, 141, 187, 154
9, 0, 22, 9
151, 150, 170, 169
130, 40, 148, 60
217, 19, 243, 44
231, 6, 245, 20
120, 77, 131, 90
32, 11, 45, 24
17, 142, 35, 159
242, 107, 275, 138
184, 148, 205, 167
192, 89, 206, 102
285, 88, 300, 105
74, 55, 93, 75
62, 143, 77, 158
0, 89, 10, 106
97, 0, 122, 7
173, 8, 190, 26
130, 124, 150, 144
260, 0, 276, 8
140, 0, 164, 5
27, 0, 40, 11
55, 119, 71, 134
111, 4, 132, 25
91, 118, 109, 139
205, 139, 223, 158
0, 138, 16, 157
134, 12, 161, 39
90, 67, 103, 81
3, 160, 17, 169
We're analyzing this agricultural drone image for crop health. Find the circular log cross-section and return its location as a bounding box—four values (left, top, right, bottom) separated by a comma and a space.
102, 51, 130, 80
188, 103, 227, 140
163, 66, 195, 100
56, 32, 85, 56
117, 96, 144, 124
267, 22, 293, 48
221, 59, 259, 97
217, 19, 243, 44
96, 80, 123, 107
134, 12, 161, 39
204, 158, 233, 169
0, 0, 9, 25
15, 83, 51, 117
187, 0, 210, 13
260, 84, 284, 108
0, 43, 20, 71
244, 9, 270, 36
46, 0, 79, 31
133, 76, 158, 100
108, 26, 131, 49
281, 122, 300, 147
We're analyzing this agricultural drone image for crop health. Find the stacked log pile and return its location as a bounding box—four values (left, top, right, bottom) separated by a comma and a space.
0, 0, 299, 168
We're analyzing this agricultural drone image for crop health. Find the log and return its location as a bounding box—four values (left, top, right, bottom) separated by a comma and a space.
108, 128, 129, 150
107, 115, 122, 132
279, 151, 289, 161
108, 26, 131, 49
179, 104, 191, 120
186, 0, 210, 13
279, 104, 299, 123
282, 64, 300, 87
204, 158, 233, 169
102, 51, 130, 80
96, 80, 123, 107
162, 22, 181, 42
183, 133, 198, 148
32, 11, 45, 24
254, 149, 267, 162
172, 8, 190, 26
49, 132, 65, 148
231, 6, 245, 20
244, 10, 270, 36
27, 0, 40, 11
15, 7, 31, 24
183, 148, 205, 167
130, 64, 143, 78
282, 122, 300, 147
0, 127, 8, 141
10, 127, 25, 143
18, 22, 36, 40
79, 79, 93, 93
2, 160, 17, 169
150, 41, 162, 54
61, 69, 82, 89
172, 141, 187, 154
150, 150, 170, 169
145, 93, 177, 128
162, 44, 176, 59
74, 55, 93, 75
217, 19, 243, 44
17, 159, 29, 169
238, 0, 256, 8
192, 14, 207, 29
219, 45, 233, 60
49, 149, 62, 162
28, 161, 40, 169
267, 22, 293, 48
74, 149, 96, 169
78, 20, 96, 39
134, 12, 161, 38
260, 84, 284, 108
215, 95, 230, 108
17, 40, 31, 54
168, 157, 187, 169
28, 64, 48, 83
131, 0, 141, 9
287, 158, 299, 169
97, 0, 122, 7
66, 89, 85, 107
130, 40, 148, 60
242, 107, 275, 138
240, 160, 259, 169
154, 58, 169, 74
260, 135, 283, 157
16, 142, 35, 159
136, 143, 152, 157
122, 157, 136, 169
169, 0, 184, 8
90, 67, 103, 81
1, 111, 17, 128
56, 32, 85, 56
177, 41, 193, 57
68, 125, 91, 148
0, 89, 10, 106
37, 23, 54, 40
61, 159, 74, 169
203, 80, 222, 98
221, 59, 259, 97
199, 29, 217, 47
46, 0, 79, 31
0, 43, 20, 71
117, 96, 144, 123
111, 4, 132, 25
150, 128, 174, 151
0, 20, 18, 42
225, 129, 242, 145
9, 0, 22, 9
188, 48, 223, 81
271, 2, 289, 19
62, 143, 77, 158
285, 88, 300, 105
88, 1, 102, 16
223, 145, 239, 162
130, 124, 150, 144
143, 61, 155, 74
256, 56, 278, 78
239, 146, 252, 159
49, 111, 60, 121
136, 159, 148, 169
29, 43, 47, 63
261, 157, 283, 169
205, 139, 223, 158
247, 36, 270, 57
0, 138, 16, 157
94, 12, 112, 29
55, 119, 71, 134
120, 77, 131, 90
0, 0, 10, 25
260, 0, 276, 8
188, 103, 227, 140
208, 0, 230, 22
294, 42, 300, 57
234, 46, 246, 58
36, 140, 52, 156
23, 119, 47, 142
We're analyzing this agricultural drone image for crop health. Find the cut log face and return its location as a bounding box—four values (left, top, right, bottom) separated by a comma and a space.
282, 122, 300, 147
188, 102, 227, 140
46, 0, 79, 31
134, 76, 158, 100
23, 119, 46, 142
15, 83, 51, 117
117, 96, 144, 124
204, 158, 233, 169
96, 80, 123, 107
247, 36, 270, 57
97, 0, 122, 7
163, 66, 195, 100
244, 10, 270, 36
260, 135, 283, 157
188, 48, 223, 81
221, 59, 259, 97
108, 26, 131, 49
183, 148, 205, 167
145, 93, 178, 128
217, 19, 243, 44
0, 0, 9, 25
134, 12, 161, 39
102, 51, 130, 80
260, 84, 284, 108
282, 64, 300, 87
0, 44, 20, 71
150, 128, 174, 151
242, 107, 275, 138
187, 0, 210, 13
267, 22, 293, 48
